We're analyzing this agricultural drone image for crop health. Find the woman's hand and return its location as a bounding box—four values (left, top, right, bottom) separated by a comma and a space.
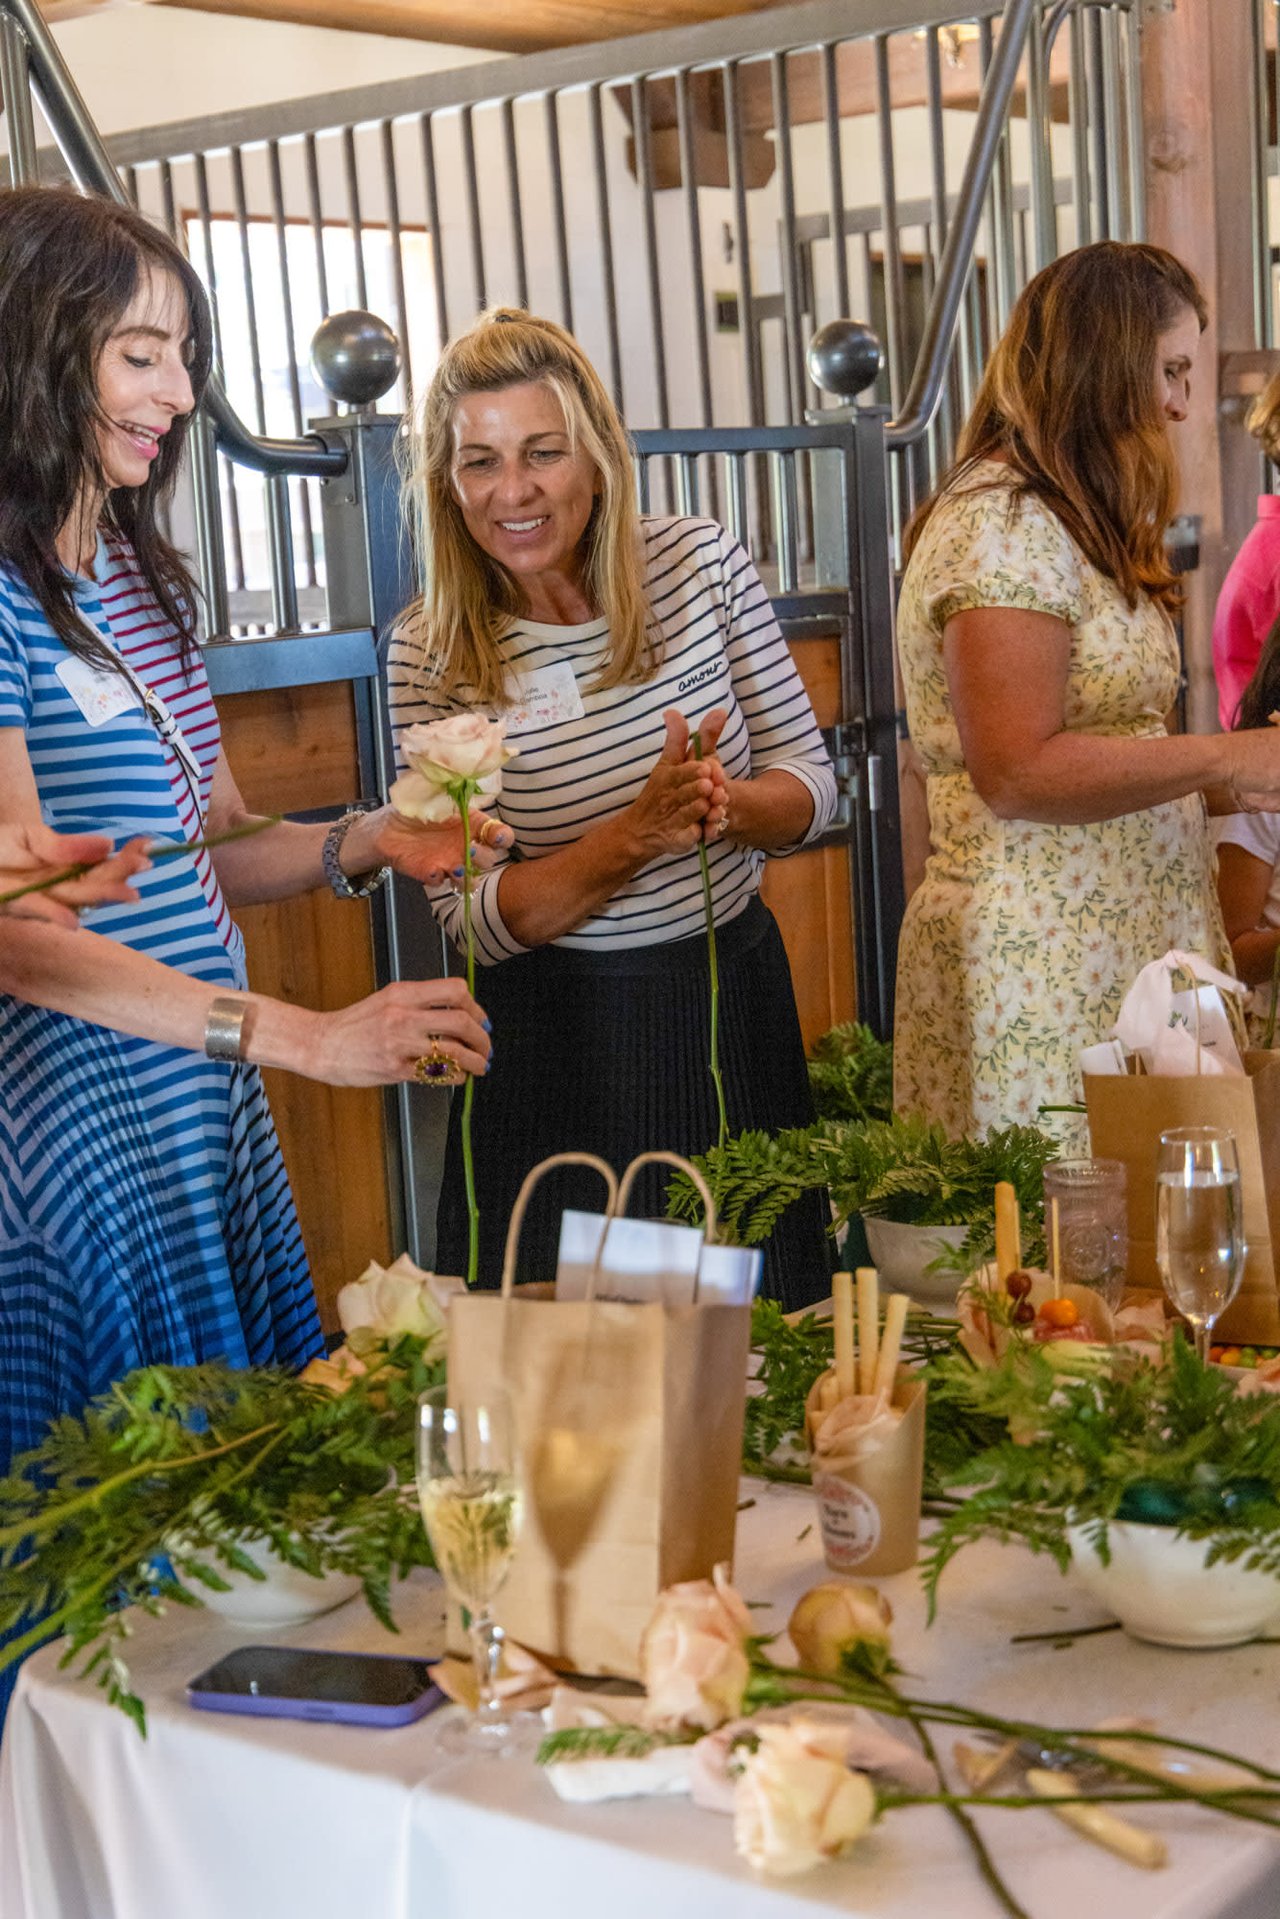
370, 804, 514, 886
298, 975, 491, 1088
0, 825, 150, 926
1223, 726, 1280, 815
623, 710, 724, 860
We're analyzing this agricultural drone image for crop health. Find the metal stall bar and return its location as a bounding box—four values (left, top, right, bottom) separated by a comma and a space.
674, 66, 714, 429
820, 40, 850, 321
588, 82, 623, 411
194, 152, 248, 609
544, 90, 573, 332
419, 113, 451, 351
500, 98, 529, 313
1099, 5, 1125, 238
771, 50, 808, 425
342, 125, 369, 312
379, 119, 413, 403
459, 104, 487, 311
267, 140, 320, 593
631, 74, 669, 432
0, 13, 36, 183
304, 133, 331, 319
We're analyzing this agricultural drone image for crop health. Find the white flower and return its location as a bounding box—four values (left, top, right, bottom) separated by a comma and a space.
402, 714, 515, 783
386, 772, 462, 824
733, 1718, 877, 1876
335, 1254, 459, 1360
788, 1582, 893, 1678
640, 1563, 752, 1732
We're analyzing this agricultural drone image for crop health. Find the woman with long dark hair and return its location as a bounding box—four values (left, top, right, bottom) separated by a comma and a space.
894, 241, 1280, 1144
0, 186, 499, 1488
1213, 615, 1280, 1027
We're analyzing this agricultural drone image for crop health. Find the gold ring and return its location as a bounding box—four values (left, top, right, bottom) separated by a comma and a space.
476, 814, 505, 848
413, 1041, 465, 1088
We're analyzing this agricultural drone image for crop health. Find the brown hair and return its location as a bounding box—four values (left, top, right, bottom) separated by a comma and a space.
397, 307, 656, 708
904, 241, 1207, 613
0, 185, 213, 676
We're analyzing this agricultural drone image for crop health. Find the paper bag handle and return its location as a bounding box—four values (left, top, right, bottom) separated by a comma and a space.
600, 1151, 720, 1303
500, 1152, 620, 1298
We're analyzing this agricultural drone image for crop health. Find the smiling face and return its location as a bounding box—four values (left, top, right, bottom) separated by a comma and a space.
1154, 302, 1201, 424
449, 379, 602, 623
93, 267, 195, 494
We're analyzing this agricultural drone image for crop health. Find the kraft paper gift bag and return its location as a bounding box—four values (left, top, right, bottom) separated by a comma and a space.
1085, 1051, 1280, 1345
447, 1151, 752, 1678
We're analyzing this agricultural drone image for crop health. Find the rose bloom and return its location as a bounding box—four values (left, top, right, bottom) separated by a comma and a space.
401, 714, 514, 784
641, 1564, 752, 1732
734, 1718, 876, 1876
788, 1581, 893, 1678
336, 1254, 457, 1361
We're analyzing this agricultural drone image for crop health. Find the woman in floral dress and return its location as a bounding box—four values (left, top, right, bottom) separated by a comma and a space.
894, 243, 1280, 1146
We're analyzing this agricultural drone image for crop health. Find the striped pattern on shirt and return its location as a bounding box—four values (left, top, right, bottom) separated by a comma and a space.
387, 515, 837, 960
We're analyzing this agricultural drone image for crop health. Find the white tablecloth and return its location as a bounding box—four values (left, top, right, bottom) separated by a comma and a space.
1, 1479, 1277, 1919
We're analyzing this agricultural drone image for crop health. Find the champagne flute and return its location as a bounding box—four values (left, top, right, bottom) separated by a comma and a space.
417, 1388, 523, 1754
1154, 1127, 1246, 1364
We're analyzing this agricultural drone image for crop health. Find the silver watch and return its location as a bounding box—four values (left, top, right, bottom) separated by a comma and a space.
323, 805, 390, 900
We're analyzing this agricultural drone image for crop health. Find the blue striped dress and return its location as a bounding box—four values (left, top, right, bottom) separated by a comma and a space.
0, 535, 323, 1477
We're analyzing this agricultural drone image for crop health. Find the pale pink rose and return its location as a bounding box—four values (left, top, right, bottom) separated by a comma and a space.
640, 1563, 752, 1732
788, 1581, 893, 1678
336, 1255, 449, 1360
692, 1707, 929, 1813
387, 770, 460, 825
733, 1717, 877, 1876
401, 714, 514, 784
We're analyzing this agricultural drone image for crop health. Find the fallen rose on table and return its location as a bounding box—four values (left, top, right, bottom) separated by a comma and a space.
536, 1566, 1280, 1915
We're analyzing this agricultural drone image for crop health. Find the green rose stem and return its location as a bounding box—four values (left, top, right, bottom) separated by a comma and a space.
446, 775, 481, 1290
0, 814, 282, 909
691, 729, 728, 1152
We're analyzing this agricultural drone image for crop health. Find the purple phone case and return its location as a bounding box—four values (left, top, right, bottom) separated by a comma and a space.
186, 1651, 447, 1729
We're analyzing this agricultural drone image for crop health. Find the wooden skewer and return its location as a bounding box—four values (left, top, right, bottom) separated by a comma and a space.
1049, 1197, 1063, 1298
833, 1270, 856, 1401
873, 1293, 910, 1401
856, 1267, 879, 1397
994, 1181, 1021, 1283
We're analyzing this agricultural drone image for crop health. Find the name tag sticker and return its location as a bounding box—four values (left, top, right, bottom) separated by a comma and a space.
504, 659, 584, 736
55, 653, 137, 728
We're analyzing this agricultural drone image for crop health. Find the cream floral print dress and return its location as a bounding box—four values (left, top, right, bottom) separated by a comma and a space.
894, 462, 1229, 1149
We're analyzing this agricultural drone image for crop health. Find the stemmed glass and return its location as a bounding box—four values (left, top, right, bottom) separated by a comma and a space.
1154, 1127, 1246, 1363
417, 1388, 524, 1755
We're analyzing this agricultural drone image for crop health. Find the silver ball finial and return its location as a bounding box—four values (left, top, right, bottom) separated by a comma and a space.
310, 310, 401, 408
806, 320, 884, 400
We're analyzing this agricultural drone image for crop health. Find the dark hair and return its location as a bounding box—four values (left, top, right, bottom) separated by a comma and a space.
904, 241, 1207, 613
1236, 614, 1280, 730
0, 186, 214, 675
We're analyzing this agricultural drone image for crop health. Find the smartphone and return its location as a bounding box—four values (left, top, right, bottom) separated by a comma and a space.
186, 1645, 446, 1728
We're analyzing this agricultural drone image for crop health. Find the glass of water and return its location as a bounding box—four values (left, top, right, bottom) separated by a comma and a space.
1154, 1128, 1246, 1363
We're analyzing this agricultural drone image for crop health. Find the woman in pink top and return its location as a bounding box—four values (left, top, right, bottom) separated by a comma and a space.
1212, 372, 1280, 727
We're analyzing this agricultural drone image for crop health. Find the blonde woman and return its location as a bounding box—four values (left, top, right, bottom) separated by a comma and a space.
1213, 368, 1280, 728
895, 242, 1280, 1146
390, 308, 838, 1305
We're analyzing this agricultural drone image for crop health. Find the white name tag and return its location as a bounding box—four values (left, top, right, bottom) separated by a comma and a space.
55, 653, 138, 728
504, 659, 584, 735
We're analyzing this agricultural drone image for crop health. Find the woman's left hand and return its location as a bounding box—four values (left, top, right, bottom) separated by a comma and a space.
371, 805, 515, 887
0, 825, 151, 927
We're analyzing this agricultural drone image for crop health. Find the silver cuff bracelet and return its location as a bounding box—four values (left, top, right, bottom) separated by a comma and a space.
204, 995, 250, 1062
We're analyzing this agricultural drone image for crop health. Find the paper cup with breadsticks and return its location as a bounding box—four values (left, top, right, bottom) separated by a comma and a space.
804, 1268, 927, 1577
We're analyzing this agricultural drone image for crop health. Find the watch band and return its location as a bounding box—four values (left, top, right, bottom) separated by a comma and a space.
323, 805, 391, 900
204, 996, 250, 1062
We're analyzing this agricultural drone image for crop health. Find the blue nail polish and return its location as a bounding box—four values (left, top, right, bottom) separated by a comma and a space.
451, 865, 465, 878
482, 1017, 493, 1032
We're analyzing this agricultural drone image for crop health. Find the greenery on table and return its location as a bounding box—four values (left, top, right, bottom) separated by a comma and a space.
922, 1333, 1280, 1613
0, 1337, 444, 1731
806, 1021, 894, 1124
671, 1114, 1057, 1272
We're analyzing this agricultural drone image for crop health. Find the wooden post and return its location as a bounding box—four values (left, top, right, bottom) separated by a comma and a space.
1140, 0, 1261, 733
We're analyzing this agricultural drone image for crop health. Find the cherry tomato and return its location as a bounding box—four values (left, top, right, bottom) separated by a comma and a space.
1038, 1297, 1080, 1330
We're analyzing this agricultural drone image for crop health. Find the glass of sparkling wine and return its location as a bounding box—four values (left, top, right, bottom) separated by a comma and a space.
1154, 1127, 1246, 1363
417, 1387, 523, 1754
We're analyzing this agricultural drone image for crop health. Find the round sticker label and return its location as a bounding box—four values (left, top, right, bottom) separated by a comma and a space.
814, 1471, 881, 1569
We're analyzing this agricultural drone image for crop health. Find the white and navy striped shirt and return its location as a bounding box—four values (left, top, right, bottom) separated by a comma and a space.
386, 516, 838, 961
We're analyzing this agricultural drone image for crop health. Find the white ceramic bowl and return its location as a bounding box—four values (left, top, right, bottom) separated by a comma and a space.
1066, 1519, 1280, 1649
861, 1217, 971, 1307
172, 1531, 363, 1630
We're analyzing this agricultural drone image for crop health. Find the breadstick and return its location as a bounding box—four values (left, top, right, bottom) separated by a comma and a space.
856, 1267, 879, 1396
818, 1371, 839, 1412
833, 1270, 856, 1401
1049, 1197, 1063, 1298
994, 1181, 1021, 1282
873, 1293, 910, 1401
1025, 1770, 1167, 1869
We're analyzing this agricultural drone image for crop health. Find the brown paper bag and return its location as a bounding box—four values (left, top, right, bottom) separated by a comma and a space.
1084, 1050, 1280, 1344
447, 1151, 752, 1678
804, 1368, 926, 1575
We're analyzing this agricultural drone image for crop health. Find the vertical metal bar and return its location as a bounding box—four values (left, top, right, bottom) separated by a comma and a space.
122, 163, 139, 207
873, 34, 906, 409
1086, 9, 1110, 240
1025, 2, 1055, 269
267, 137, 318, 589
304, 132, 331, 317
265, 476, 299, 631
924, 25, 947, 251
723, 60, 763, 427
230, 146, 267, 433
419, 113, 450, 348
1100, 7, 1124, 239
636, 456, 652, 515
459, 105, 487, 311
588, 84, 623, 410
630, 75, 669, 428
978, 15, 1017, 332
1252, 0, 1272, 343
726, 453, 748, 547
0, 16, 37, 185
820, 40, 850, 320
158, 159, 179, 241
675, 454, 696, 516
771, 451, 799, 593
1123, 2, 1146, 241
189, 411, 230, 640
770, 50, 807, 423
1068, 7, 1091, 248
543, 91, 573, 331
501, 98, 529, 311
675, 66, 714, 427
194, 152, 247, 597
378, 119, 412, 401
342, 124, 369, 311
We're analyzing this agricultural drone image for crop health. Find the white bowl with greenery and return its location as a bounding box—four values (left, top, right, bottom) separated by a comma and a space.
1065, 1517, 1280, 1649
